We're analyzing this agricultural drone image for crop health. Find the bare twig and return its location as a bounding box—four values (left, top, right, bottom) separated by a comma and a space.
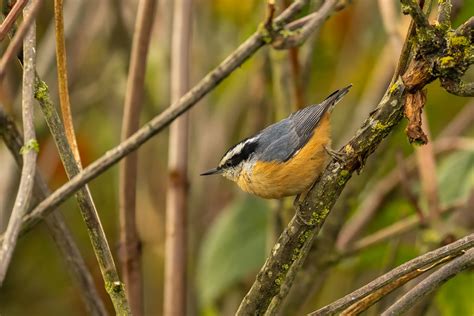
0, 107, 107, 315
0, 2, 37, 284
119, 1, 156, 314
0, 0, 27, 41
0, 0, 43, 80
309, 234, 474, 315
381, 248, 474, 316
13, 0, 309, 248
345, 199, 468, 256
54, 0, 81, 163
164, 0, 191, 315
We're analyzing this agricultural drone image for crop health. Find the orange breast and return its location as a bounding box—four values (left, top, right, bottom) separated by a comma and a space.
237, 114, 331, 199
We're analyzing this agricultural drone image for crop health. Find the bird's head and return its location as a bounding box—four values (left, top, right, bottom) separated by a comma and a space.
201, 137, 259, 182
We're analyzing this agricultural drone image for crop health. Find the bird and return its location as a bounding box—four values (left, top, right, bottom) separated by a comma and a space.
201, 85, 352, 199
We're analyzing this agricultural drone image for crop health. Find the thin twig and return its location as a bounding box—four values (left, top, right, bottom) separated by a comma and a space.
14, 0, 309, 247
164, 0, 191, 315
381, 248, 474, 316
308, 234, 474, 315
345, 198, 468, 256
119, 1, 156, 314
0, 2, 37, 284
0, 0, 27, 41
0, 107, 107, 315
0, 0, 43, 80
54, 0, 81, 163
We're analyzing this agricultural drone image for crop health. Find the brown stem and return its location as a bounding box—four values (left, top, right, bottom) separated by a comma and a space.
164, 0, 192, 315
54, 0, 81, 163
0, 0, 27, 41
0, 0, 43, 80
119, 1, 156, 314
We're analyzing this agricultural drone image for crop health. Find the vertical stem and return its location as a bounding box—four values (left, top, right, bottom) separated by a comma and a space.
0, 1, 37, 284
54, 0, 81, 163
119, 0, 156, 315
415, 112, 440, 218
164, 0, 192, 315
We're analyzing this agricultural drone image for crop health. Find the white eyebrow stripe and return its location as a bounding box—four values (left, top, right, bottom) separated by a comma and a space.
220, 136, 260, 166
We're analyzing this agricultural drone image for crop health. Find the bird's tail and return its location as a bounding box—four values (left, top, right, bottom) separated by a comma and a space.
322, 84, 352, 113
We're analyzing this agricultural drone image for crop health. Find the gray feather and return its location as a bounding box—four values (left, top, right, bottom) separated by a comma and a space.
257, 85, 351, 162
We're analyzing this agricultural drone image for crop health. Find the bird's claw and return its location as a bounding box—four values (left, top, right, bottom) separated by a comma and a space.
324, 146, 345, 162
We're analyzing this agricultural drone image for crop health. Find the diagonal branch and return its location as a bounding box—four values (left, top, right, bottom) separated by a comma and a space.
34, 78, 131, 315
381, 247, 474, 315
0, 2, 38, 284
0, 0, 27, 41
309, 234, 474, 315
0, 0, 43, 80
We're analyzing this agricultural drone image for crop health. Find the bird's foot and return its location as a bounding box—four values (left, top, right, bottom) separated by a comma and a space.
324, 146, 345, 163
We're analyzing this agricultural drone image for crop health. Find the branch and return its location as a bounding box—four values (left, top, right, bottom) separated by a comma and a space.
381, 247, 474, 315
0, 0, 43, 80
34, 78, 131, 315
12, 0, 309, 250
0, 0, 27, 41
272, 0, 339, 49
440, 78, 474, 97
0, 2, 37, 284
164, 0, 191, 314
436, 0, 452, 30
309, 234, 474, 315
340, 255, 451, 315
0, 108, 107, 315
119, 0, 156, 314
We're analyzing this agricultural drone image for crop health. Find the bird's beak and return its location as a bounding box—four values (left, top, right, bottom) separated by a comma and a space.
200, 167, 221, 176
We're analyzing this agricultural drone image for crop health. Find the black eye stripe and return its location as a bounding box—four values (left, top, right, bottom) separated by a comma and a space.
221, 139, 258, 168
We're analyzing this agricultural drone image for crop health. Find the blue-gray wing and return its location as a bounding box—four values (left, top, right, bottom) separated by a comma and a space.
256, 85, 351, 162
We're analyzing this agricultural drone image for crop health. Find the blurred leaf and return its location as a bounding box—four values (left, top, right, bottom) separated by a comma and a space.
197, 196, 269, 306
435, 271, 474, 316
437, 150, 474, 205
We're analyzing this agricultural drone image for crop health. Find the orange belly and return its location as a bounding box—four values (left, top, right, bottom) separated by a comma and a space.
237, 114, 331, 199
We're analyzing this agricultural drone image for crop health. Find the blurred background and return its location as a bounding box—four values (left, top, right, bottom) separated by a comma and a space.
0, 0, 472, 315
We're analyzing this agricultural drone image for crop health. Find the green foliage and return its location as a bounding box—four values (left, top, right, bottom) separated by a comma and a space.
435, 271, 474, 315
437, 150, 474, 205
196, 196, 269, 307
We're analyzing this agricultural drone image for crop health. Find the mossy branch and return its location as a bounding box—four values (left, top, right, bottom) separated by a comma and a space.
34, 78, 131, 315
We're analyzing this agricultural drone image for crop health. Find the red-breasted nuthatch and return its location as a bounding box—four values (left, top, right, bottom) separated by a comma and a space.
201, 85, 352, 199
